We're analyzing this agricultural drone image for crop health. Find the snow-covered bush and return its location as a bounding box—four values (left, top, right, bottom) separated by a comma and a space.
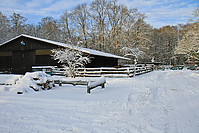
51, 45, 91, 78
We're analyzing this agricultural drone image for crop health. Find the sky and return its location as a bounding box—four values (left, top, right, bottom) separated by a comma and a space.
0, 0, 199, 28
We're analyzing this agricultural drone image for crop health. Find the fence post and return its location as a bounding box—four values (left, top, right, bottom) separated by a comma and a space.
127, 68, 130, 77
134, 59, 137, 77
84, 68, 86, 77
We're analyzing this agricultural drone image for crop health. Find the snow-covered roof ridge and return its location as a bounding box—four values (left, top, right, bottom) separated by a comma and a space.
0, 34, 22, 46
0, 34, 129, 60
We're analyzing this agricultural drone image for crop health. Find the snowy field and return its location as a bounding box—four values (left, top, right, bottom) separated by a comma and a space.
0, 70, 199, 133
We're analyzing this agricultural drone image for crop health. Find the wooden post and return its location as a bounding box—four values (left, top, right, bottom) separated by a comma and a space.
134, 59, 137, 77
134, 67, 136, 77
87, 88, 91, 93
59, 80, 62, 86
102, 83, 105, 89
127, 68, 130, 77
84, 68, 86, 77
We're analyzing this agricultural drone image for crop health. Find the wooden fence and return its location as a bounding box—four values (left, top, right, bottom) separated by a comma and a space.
52, 64, 154, 78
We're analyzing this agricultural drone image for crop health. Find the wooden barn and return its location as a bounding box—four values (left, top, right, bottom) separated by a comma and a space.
0, 34, 128, 74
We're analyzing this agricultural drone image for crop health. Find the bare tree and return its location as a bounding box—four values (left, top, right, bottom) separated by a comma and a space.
60, 0, 150, 58
106, 0, 139, 54
0, 12, 10, 43
37, 17, 60, 41
60, 11, 74, 43
9, 12, 28, 36
106, 0, 121, 53
26, 24, 37, 37
150, 26, 178, 64
70, 3, 90, 47
89, 0, 108, 50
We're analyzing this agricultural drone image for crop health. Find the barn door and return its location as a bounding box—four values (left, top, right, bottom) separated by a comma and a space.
12, 50, 35, 74
12, 51, 22, 74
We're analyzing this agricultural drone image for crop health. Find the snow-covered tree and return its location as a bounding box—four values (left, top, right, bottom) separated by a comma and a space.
175, 24, 199, 55
51, 42, 91, 78
121, 47, 144, 63
175, 7, 199, 63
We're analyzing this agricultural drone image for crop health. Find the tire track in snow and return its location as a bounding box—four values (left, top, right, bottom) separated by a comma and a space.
1, 71, 199, 133
163, 71, 199, 133
123, 71, 169, 132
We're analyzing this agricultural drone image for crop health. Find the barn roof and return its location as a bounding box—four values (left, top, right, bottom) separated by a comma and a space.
0, 34, 129, 60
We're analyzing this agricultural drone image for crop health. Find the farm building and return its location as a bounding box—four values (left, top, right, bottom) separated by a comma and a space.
0, 34, 129, 74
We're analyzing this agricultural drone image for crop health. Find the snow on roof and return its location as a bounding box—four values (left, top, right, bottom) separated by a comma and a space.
0, 34, 129, 60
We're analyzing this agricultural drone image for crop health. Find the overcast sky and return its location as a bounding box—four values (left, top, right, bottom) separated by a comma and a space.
0, 0, 198, 28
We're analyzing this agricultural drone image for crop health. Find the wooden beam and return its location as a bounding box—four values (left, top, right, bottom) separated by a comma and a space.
87, 76, 106, 93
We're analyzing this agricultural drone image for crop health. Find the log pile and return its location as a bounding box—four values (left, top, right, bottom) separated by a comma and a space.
15, 71, 55, 94
30, 78, 55, 91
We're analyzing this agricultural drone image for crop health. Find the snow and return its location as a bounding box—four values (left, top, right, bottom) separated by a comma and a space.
32, 66, 54, 68
0, 70, 199, 132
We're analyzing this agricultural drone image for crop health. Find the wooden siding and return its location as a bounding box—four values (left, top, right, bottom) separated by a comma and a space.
86, 55, 118, 67
0, 36, 59, 51
0, 56, 12, 71
12, 50, 35, 74
35, 49, 52, 55
35, 55, 58, 66
0, 51, 12, 56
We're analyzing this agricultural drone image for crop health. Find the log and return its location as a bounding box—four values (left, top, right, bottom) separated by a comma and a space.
54, 77, 106, 93
54, 80, 94, 86
62, 80, 88, 86
17, 91, 23, 94
29, 85, 39, 91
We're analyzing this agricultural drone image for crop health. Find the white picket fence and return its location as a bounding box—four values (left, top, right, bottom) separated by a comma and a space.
52, 64, 154, 78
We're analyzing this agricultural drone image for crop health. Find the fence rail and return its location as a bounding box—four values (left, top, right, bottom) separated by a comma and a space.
52, 64, 154, 78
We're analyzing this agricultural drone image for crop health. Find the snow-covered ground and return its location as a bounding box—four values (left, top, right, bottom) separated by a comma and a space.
0, 70, 199, 133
